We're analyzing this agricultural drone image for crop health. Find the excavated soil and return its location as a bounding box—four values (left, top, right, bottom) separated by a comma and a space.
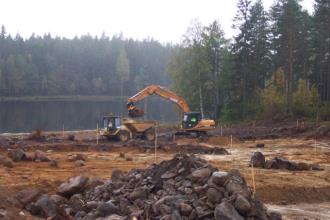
0, 123, 330, 219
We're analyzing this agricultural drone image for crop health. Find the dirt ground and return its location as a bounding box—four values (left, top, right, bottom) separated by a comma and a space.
0, 125, 330, 220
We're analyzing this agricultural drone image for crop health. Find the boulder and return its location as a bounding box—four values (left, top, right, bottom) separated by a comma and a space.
58, 176, 89, 197
8, 148, 25, 162
50, 194, 68, 205
225, 170, 251, 198
3, 158, 14, 168
95, 201, 119, 217
69, 194, 85, 213
295, 162, 310, 171
24, 152, 36, 161
211, 171, 229, 186
75, 160, 85, 167
207, 187, 223, 204
190, 168, 211, 183
16, 189, 42, 207
311, 164, 324, 171
129, 187, 148, 200
34, 150, 50, 162
234, 194, 251, 214
179, 203, 192, 216
214, 201, 244, 220
250, 152, 266, 168
28, 195, 57, 218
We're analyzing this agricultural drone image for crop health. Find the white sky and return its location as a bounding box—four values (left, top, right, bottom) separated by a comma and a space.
0, 0, 314, 43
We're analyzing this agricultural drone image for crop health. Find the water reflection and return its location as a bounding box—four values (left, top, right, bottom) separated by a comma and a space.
0, 99, 180, 133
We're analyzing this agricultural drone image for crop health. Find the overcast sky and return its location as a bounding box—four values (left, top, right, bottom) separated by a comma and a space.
0, 0, 314, 43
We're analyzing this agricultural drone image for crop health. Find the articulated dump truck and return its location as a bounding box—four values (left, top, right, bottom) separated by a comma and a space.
100, 115, 156, 142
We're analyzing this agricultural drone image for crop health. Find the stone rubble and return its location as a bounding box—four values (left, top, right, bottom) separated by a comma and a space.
23, 154, 281, 220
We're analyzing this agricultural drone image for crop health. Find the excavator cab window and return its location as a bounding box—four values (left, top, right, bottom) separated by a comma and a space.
182, 112, 201, 129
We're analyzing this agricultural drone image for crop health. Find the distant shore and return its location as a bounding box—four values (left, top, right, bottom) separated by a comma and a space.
0, 95, 126, 102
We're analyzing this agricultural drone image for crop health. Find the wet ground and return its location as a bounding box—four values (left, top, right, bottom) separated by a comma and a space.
0, 127, 330, 219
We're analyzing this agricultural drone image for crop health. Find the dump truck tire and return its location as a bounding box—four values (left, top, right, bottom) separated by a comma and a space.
118, 130, 130, 142
144, 128, 155, 141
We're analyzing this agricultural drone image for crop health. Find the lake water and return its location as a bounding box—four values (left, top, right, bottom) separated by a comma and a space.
0, 98, 180, 133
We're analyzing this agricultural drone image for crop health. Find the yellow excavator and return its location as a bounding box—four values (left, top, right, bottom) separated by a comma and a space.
127, 84, 215, 135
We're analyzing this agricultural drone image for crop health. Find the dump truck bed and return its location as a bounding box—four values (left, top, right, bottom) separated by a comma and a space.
122, 118, 156, 133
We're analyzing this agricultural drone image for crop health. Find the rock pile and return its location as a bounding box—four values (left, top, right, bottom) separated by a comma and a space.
8, 148, 51, 162
24, 154, 280, 220
250, 152, 324, 171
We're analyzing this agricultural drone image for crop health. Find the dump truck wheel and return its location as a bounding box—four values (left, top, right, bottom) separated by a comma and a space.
118, 130, 130, 142
144, 128, 155, 141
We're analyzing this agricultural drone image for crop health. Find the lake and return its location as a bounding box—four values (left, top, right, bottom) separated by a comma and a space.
0, 98, 180, 133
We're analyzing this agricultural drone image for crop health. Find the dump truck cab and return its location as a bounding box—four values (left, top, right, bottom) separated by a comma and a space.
100, 115, 131, 142
100, 115, 156, 142
102, 116, 121, 132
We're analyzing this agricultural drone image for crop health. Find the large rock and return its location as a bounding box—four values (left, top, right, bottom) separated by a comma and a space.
95, 201, 119, 217
234, 194, 251, 214
34, 150, 50, 162
50, 194, 68, 205
190, 168, 211, 183
214, 201, 244, 220
69, 194, 84, 214
28, 195, 57, 218
3, 158, 14, 168
250, 152, 266, 168
129, 187, 148, 200
58, 176, 89, 197
265, 157, 296, 170
207, 187, 223, 204
211, 171, 229, 186
225, 170, 251, 198
179, 203, 192, 216
8, 148, 25, 162
16, 188, 42, 207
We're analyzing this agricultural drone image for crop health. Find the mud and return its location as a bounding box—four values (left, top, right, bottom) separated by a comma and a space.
0, 123, 329, 219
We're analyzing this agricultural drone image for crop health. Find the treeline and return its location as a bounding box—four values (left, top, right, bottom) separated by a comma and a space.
168, 0, 330, 121
0, 30, 172, 96
1, 0, 329, 122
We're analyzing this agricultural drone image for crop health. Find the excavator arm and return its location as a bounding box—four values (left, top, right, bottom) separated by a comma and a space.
127, 84, 190, 118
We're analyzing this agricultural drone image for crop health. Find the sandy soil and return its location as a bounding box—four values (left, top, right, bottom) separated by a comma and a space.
0, 130, 330, 219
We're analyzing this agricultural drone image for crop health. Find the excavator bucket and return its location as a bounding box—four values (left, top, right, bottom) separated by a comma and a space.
128, 107, 145, 118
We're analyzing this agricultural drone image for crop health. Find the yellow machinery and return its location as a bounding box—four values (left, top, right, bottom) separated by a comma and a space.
126, 85, 215, 135
100, 115, 156, 142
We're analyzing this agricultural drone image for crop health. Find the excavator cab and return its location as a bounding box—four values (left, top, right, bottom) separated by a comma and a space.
182, 112, 202, 129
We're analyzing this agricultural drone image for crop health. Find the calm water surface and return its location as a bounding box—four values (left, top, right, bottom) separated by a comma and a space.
0, 99, 180, 133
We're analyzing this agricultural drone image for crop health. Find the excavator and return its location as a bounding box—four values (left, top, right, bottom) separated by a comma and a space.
127, 85, 215, 134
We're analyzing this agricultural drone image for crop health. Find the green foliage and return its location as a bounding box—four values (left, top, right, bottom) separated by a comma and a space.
260, 68, 287, 120
0, 31, 172, 96
292, 79, 312, 117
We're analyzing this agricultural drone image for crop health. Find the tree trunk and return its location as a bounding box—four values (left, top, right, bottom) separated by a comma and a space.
287, 25, 294, 114
198, 70, 204, 118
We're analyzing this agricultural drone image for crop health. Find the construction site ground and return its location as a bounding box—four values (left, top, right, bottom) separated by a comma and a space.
0, 122, 330, 220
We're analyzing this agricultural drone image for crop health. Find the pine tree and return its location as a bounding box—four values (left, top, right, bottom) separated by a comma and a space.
312, 0, 330, 102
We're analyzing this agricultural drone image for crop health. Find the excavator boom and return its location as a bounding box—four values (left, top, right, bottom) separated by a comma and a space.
127, 84, 190, 117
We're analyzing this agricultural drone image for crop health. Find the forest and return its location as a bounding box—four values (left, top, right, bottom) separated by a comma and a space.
0, 0, 329, 122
